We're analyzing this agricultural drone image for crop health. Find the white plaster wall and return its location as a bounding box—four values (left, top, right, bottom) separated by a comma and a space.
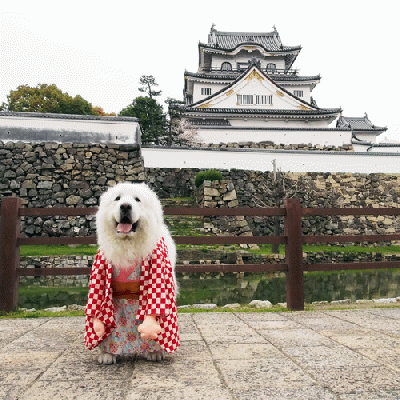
353, 132, 379, 144
142, 147, 400, 173
195, 128, 352, 147
352, 143, 400, 152
197, 69, 315, 112
212, 53, 285, 71
193, 82, 226, 103
284, 85, 311, 103
0, 115, 141, 144
227, 118, 330, 129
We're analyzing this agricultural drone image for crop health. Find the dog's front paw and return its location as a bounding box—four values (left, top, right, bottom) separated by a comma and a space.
98, 352, 117, 365
146, 350, 164, 362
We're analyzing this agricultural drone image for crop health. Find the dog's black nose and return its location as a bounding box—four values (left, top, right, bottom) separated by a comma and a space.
120, 203, 132, 211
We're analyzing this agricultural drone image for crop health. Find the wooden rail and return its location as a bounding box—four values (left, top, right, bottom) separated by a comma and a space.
1, 196, 400, 312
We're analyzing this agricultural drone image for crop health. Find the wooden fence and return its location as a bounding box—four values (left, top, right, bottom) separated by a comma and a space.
1, 196, 400, 312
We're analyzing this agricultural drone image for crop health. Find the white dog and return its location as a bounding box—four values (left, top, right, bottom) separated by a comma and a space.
84, 182, 179, 364
96, 182, 176, 273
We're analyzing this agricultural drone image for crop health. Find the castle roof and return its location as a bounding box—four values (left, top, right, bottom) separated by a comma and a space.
336, 114, 387, 132
207, 27, 300, 52
184, 70, 321, 84
183, 63, 340, 120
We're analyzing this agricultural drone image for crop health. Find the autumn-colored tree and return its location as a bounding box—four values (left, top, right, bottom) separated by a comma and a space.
119, 96, 166, 144
3, 84, 95, 115
92, 106, 116, 116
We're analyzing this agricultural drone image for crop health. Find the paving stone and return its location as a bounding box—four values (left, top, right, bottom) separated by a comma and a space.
2, 310, 400, 398
260, 328, 336, 348
208, 342, 283, 360
127, 385, 232, 400
310, 366, 400, 394
285, 345, 379, 369
20, 380, 130, 400
232, 386, 338, 400
216, 358, 316, 390
0, 352, 59, 385
338, 390, 400, 399
132, 358, 222, 390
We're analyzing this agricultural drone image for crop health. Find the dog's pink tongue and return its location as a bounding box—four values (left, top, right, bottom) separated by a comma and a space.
117, 223, 132, 234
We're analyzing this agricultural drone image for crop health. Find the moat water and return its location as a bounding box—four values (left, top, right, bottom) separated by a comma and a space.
18, 269, 400, 309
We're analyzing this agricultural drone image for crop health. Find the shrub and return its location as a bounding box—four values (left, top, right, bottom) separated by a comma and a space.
195, 170, 224, 188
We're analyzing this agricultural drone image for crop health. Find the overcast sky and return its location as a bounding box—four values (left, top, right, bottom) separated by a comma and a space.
1, 0, 399, 141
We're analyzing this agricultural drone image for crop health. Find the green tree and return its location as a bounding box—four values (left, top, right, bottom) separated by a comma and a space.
3, 84, 95, 115
165, 97, 185, 145
119, 96, 166, 144
138, 75, 161, 99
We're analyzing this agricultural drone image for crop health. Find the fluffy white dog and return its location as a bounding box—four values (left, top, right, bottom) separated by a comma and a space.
84, 182, 179, 364
96, 182, 176, 273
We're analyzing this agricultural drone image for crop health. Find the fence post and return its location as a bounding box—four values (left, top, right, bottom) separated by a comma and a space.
284, 198, 304, 311
0, 197, 21, 312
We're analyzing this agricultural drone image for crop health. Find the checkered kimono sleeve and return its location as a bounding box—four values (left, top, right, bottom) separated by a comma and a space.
137, 238, 180, 353
84, 250, 116, 349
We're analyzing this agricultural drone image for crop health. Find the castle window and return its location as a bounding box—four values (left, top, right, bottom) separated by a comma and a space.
256, 95, 273, 105
201, 88, 212, 96
294, 90, 304, 97
221, 62, 232, 71
266, 63, 277, 73
237, 95, 254, 105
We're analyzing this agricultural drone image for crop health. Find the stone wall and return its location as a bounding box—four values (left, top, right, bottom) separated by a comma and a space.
19, 255, 93, 287
146, 168, 400, 237
194, 180, 255, 246
0, 141, 145, 237
1, 139, 400, 238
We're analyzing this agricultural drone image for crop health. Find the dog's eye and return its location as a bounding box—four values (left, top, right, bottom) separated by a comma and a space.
115, 196, 120, 201
135, 197, 141, 202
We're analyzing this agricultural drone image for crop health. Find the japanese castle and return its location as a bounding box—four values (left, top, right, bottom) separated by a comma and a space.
181, 26, 386, 148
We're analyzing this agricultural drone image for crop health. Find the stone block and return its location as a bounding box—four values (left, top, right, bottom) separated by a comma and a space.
223, 189, 237, 201
204, 187, 220, 197
248, 300, 272, 308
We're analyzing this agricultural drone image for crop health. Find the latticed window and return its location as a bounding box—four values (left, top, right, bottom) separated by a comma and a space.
201, 88, 212, 96
237, 95, 254, 105
256, 95, 273, 105
221, 62, 232, 71
294, 90, 304, 97
266, 63, 277, 73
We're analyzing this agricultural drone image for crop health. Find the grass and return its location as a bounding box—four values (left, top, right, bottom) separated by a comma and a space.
20, 244, 98, 257
19, 243, 400, 258
18, 285, 88, 296
0, 309, 85, 319
246, 244, 400, 256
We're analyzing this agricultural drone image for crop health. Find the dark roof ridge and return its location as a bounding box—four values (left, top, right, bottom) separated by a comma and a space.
212, 29, 277, 36
184, 70, 321, 82
199, 41, 302, 53
0, 111, 138, 122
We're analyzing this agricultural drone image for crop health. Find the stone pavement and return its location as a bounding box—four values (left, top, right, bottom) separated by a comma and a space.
2, 309, 400, 399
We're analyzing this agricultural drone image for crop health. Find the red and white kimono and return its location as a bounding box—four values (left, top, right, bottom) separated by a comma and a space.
84, 237, 179, 353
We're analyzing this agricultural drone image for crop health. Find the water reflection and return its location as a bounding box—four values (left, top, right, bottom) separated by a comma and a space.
18, 269, 400, 309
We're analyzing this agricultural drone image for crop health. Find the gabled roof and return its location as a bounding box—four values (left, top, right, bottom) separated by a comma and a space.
207, 26, 300, 53
202, 26, 301, 70
336, 114, 387, 132
186, 62, 340, 117
184, 70, 321, 84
